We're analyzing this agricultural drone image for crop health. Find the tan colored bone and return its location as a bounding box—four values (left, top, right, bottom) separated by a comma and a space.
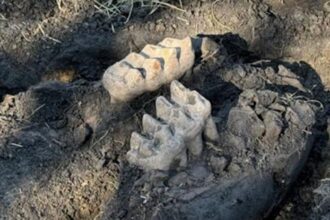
126, 114, 186, 171
170, 80, 220, 142
127, 81, 219, 171
158, 36, 195, 75
156, 96, 204, 156
102, 37, 196, 103
141, 45, 180, 82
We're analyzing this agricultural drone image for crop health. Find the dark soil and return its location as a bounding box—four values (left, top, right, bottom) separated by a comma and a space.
0, 0, 330, 219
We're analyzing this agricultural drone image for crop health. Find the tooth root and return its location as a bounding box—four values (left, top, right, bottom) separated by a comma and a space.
177, 151, 188, 167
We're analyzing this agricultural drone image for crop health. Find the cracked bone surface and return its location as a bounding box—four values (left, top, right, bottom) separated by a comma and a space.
127, 80, 217, 171
102, 37, 195, 103
127, 114, 186, 171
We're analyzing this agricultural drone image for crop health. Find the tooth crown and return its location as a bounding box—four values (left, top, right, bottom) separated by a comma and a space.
127, 80, 219, 171
170, 80, 211, 121
102, 37, 195, 103
156, 96, 204, 140
126, 114, 186, 171
170, 80, 219, 142
158, 37, 195, 75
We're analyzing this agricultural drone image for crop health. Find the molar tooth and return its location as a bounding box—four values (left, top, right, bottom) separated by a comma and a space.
102, 62, 133, 103
127, 117, 186, 171
156, 96, 204, 156
143, 114, 167, 135
124, 68, 146, 98
123, 52, 145, 67
127, 79, 219, 171
103, 37, 198, 103
142, 58, 164, 90
170, 80, 211, 119
141, 45, 180, 82
156, 96, 175, 119
170, 80, 219, 142
129, 132, 154, 158
159, 37, 195, 74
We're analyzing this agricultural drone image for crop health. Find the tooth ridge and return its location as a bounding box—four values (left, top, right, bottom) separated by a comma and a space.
102, 37, 197, 103
127, 80, 219, 171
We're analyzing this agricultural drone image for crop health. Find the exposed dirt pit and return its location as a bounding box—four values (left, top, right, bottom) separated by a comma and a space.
1, 0, 330, 219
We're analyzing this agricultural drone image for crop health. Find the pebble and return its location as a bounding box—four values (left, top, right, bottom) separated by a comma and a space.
210, 155, 228, 174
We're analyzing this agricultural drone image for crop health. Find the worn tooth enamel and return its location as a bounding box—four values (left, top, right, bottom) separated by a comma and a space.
127, 80, 219, 171
125, 69, 145, 87
170, 80, 211, 119
123, 52, 145, 67
141, 45, 180, 82
156, 96, 204, 156
170, 80, 220, 142
127, 114, 186, 171
102, 37, 201, 103
102, 62, 132, 102
158, 36, 195, 75
142, 58, 164, 90
142, 114, 165, 134
130, 132, 152, 152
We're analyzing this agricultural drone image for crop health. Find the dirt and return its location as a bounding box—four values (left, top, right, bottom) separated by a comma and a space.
0, 0, 330, 219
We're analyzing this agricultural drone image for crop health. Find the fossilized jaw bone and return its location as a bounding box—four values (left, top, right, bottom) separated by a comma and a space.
102, 37, 195, 103
127, 80, 218, 171
170, 80, 220, 142
126, 114, 186, 171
